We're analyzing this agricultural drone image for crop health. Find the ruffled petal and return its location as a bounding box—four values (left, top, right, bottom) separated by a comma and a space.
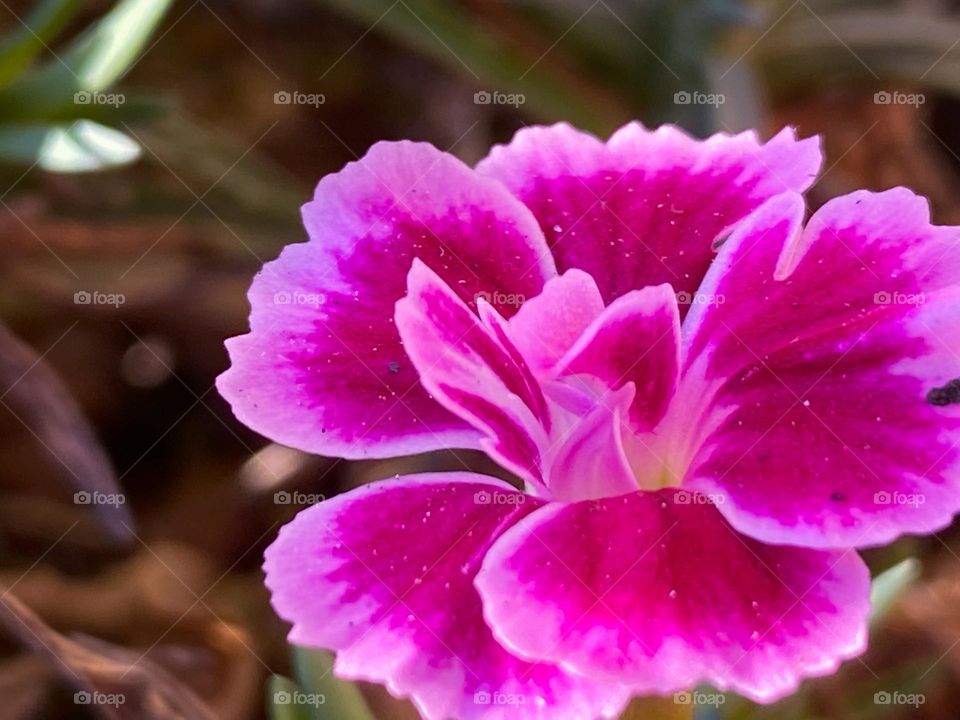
679, 189, 960, 548
218, 141, 555, 458
552, 283, 680, 431
263, 474, 630, 720
396, 261, 552, 489
477, 122, 821, 306
476, 488, 869, 704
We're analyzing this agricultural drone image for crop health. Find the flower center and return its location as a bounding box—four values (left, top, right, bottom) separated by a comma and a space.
619, 358, 723, 494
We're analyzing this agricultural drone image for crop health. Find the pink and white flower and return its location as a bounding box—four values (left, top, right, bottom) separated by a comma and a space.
218, 122, 960, 719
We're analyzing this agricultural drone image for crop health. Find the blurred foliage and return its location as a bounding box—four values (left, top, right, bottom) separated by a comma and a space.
322, 0, 960, 140
0, 0, 171, 172
266, 648, 377, 720
870, 558, 922, 627
323, 0, 752, 136
754, 0, 960, 100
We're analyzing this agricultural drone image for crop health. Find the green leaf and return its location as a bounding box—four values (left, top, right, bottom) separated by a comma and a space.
870, 557, 920, 627
0, 0, 173, 118
58, 0, 174, 90
0, 90, 167, 125
291, 647, 376, 720
0, 120, 140, 171
267, 676, 317, 720
0, 0, 79, 90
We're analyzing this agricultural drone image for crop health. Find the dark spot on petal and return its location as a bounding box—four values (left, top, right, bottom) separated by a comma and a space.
712, 233, 732, 250
388, 361, 400, 374
831, 491, 847, 502
927, 378, 960, 406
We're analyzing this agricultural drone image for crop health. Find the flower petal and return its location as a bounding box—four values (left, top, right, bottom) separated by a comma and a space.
395, 260, 551, 490
477, 122, 821, 305
263, 473, 630, 720
552, 283, 680, 431
507, 269, 605, 373
680, 189, 960, 548
476, 488, 869, 704
543, 383, 638, 501
218, 141, 555, 458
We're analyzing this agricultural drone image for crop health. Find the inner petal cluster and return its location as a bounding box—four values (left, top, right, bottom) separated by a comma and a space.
397, 260, 687, 502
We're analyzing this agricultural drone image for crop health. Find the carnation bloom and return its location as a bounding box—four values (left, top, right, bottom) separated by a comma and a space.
218, 123, 960, 719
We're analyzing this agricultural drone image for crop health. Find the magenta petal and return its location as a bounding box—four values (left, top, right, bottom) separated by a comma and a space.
477, 122, 821, 306
396, 261, 552, 489
553, 283, 680, 430
544, 383, 639, 501
263, 474, 630, 720
476, 488, 869, 703
681, 189, 960, 548
507, 269, 605, 373
217, 141, 555, 459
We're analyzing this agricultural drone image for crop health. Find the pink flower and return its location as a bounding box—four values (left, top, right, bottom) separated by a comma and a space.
218, 123, 960, 719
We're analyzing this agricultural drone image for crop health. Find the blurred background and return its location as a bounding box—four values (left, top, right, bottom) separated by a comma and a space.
0, 0, 959, 718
